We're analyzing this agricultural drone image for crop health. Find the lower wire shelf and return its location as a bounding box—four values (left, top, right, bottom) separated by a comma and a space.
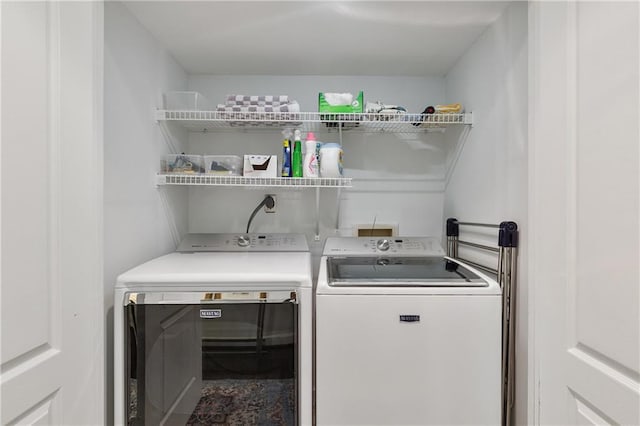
156, 174, 352, 188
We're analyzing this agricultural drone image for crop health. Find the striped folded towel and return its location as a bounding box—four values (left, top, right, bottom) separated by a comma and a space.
216, 102, 300, 114
227, 100, 287, 107
225, 95, 290, 106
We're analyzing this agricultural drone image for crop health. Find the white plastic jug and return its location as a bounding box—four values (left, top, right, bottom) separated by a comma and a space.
303, 132, 319, 178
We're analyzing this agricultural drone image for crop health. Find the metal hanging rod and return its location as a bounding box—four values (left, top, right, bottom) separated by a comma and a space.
455, 257, 498, 275
457, 240, 500, 253
454, 221, 501, 228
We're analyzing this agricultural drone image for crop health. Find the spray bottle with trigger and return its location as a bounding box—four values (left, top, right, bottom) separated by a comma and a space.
292, 129, 303, 178
281, 128, 292, 177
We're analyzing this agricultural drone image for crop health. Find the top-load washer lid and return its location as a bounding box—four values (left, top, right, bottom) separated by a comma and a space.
177, 233, 309, 252
326, 256, 487, 287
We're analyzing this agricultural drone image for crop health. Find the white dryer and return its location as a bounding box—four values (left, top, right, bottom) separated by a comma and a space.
114, 233, 312, 426
315, 237, 502, 426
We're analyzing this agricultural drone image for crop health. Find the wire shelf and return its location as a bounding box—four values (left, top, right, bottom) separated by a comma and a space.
156, 110, 472, 133
156, 174, 352, 188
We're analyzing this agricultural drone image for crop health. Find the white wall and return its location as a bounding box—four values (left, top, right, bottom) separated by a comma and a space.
188, 76, 449, 264
103, 2, 188, 423
443, 3, 528, 425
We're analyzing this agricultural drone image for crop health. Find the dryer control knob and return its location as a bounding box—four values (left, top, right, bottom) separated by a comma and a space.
237, 235, 251, 247
376, 239, 391, 251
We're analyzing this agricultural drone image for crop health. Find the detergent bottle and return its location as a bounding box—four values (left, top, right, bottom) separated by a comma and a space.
281, 128, 292, 177
303, 132, 319, 178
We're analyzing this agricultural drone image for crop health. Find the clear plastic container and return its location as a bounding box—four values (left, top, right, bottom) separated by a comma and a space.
163, 91, 210, 111
160, 154, 205, 174
203, 155, 243, 175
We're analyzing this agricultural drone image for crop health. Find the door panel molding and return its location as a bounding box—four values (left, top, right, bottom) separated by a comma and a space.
1, 2, 63, 424
1, 344, 56, 378
570, 391, 616, 426
6, 392, 58, 426
567, 348, 640, 426
0, 0, 57, 363
573, 343, 640, 385
1, 348, 62, 423
0, 342, 52, 378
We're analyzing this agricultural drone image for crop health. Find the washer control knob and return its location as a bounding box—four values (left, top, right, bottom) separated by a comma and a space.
237, 235, 251, 247
376, 239, 391, 251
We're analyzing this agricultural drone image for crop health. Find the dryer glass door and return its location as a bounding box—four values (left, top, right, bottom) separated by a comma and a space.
124, 291, 298, 426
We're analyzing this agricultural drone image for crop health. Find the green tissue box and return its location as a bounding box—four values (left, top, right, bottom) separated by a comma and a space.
318, 91, 364, 113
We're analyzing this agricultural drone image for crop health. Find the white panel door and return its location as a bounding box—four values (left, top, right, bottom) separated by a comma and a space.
1, 2, 104, 425
529, 2, 640, 425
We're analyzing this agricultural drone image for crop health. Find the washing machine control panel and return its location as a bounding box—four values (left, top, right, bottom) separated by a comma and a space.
177, 233, 309, 252
323, 237, 445, 256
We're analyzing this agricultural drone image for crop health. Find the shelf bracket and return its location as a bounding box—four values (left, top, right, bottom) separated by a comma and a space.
465, 112, 474, 127
335, 187, 342, 233
157, 117, 180, 154
314, 187, 321, 241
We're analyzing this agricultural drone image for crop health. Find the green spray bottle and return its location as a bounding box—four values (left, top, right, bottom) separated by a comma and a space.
292, 129, 303, 177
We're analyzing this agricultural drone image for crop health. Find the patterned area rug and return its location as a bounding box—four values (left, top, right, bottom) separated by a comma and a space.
186, 379, 295, 426
129, 379, 137, 424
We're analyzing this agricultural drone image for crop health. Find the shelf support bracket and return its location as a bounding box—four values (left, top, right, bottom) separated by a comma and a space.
314, 187, 321, 241
335, 187, 342, 234
157, 117, 180, 154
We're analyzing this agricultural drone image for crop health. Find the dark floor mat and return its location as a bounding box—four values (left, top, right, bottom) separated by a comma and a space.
186, 379, 295, 426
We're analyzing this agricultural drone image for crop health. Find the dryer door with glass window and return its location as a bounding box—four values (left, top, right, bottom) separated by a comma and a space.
124, 290, 298, 426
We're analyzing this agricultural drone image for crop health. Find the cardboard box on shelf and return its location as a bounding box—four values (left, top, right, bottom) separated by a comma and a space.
243, 155, 278, 177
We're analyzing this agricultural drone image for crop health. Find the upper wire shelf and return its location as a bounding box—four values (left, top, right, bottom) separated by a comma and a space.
155, 110, 473, 133
156, 174, 352, 188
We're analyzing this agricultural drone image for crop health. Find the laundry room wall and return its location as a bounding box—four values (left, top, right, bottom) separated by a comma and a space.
188, 75, 449, 262
442, 3, 529, 425
103, 2, 189, 423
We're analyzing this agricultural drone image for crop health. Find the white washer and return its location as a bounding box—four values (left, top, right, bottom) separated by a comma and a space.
114, 233, 312, 426
316, 237, 502, 426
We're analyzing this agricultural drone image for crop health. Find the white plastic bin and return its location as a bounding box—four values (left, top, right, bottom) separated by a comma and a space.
203, 155, 243, 175
160, 154, 205, 174
163, 91, 210, 111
